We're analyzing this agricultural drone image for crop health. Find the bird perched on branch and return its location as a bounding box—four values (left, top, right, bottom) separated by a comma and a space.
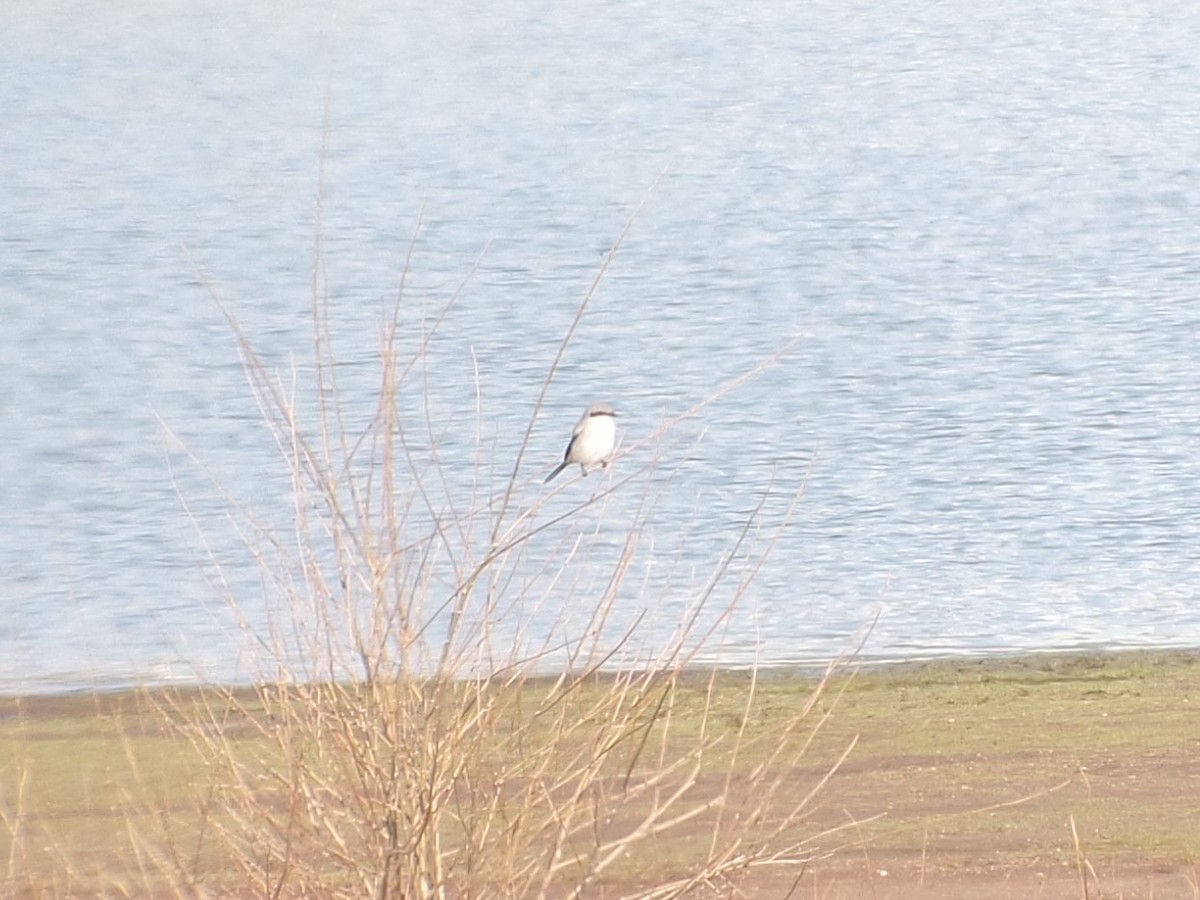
545, 403, 617, 483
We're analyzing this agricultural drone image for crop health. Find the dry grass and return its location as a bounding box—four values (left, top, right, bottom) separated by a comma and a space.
143, 666, 856, 898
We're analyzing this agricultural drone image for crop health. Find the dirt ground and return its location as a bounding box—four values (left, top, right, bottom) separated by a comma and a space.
792, 864, 1197, 900
659, 756, 1200, 900
679, 651, 1200, 899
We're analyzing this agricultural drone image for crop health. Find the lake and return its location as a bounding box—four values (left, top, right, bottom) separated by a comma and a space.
3, 0, 1200, 693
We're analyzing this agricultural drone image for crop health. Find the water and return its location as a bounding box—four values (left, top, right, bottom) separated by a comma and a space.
3, 0, 1200, 693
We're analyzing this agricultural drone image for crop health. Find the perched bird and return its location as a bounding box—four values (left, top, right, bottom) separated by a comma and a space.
545, 403, 618, 483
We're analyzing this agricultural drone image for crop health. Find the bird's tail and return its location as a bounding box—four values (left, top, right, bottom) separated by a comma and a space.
544, 461, 569, 483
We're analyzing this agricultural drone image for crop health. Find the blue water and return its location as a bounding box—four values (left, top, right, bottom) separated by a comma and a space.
3, 0, 1200, 693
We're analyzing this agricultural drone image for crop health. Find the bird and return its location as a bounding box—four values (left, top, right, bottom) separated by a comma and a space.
545, 403, 618, 483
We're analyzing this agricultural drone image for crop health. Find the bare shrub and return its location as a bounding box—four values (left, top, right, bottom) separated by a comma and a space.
155, 208, 849, 898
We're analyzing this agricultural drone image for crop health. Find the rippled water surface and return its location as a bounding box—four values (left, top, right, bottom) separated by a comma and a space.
3, 0, 1200, 692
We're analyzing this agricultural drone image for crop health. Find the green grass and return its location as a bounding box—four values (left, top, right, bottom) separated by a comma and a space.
3, 649, 1197, 896
800, 649, 1200, 870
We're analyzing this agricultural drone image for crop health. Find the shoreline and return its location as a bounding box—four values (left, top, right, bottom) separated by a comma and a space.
3, 644, 1198, 704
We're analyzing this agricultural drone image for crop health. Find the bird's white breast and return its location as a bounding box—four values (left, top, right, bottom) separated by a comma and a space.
574, 413, 615, 464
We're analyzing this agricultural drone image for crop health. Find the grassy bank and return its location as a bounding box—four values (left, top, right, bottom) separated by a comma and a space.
797, 648, 1200, 896
3, 649, 1197, 897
